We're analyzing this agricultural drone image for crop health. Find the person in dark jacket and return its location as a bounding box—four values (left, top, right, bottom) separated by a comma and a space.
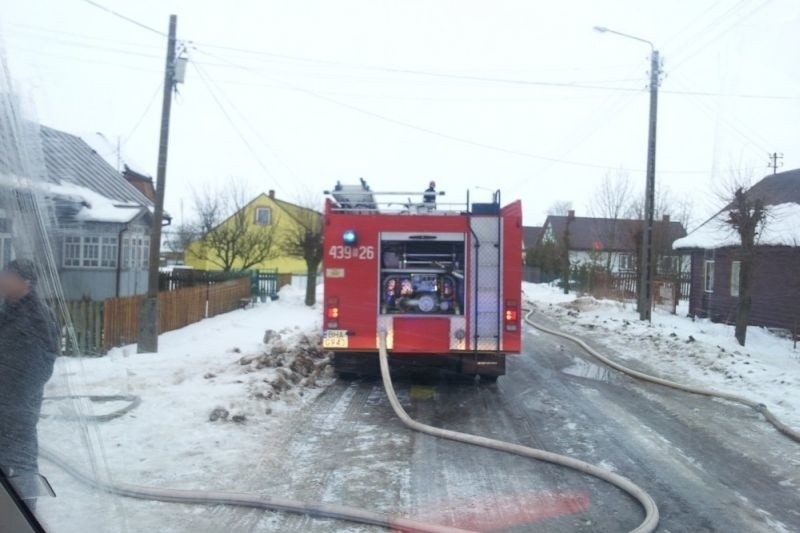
423, 180, 437, 208
0, 259, 59, 508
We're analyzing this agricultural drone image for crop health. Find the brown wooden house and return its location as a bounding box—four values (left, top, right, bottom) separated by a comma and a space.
673, 169, 800, 332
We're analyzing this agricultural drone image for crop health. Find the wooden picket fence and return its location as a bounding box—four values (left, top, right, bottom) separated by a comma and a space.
60, 277, 251, 354
61, 300, 104, 356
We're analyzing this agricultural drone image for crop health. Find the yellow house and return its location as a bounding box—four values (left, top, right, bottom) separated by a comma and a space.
185, 190, 321, 274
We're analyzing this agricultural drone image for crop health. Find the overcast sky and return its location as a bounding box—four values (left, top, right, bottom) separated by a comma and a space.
1, 0, 798, 227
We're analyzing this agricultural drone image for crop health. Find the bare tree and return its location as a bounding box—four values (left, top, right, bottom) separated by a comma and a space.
164, 223, 198, 256
626, 184, 694, 279
588, 170, 633, 271
280, 198, 323, 306
188, 180, 278, 272
589, 170, 633, 220
546, 200, 573, 216
724, 183, 767, 346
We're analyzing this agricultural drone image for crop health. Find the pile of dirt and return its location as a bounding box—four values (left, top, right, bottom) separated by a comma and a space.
212, 329, 333, 421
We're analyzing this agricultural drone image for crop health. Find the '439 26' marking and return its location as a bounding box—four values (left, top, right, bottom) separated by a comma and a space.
328, 245, 375, 260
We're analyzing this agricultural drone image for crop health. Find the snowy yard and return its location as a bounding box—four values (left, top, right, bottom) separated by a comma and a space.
37, 285, 332, 533
523, 282, 800, 429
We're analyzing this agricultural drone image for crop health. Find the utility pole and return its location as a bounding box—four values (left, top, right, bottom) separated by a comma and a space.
138, 14, 177, 353
638, 49, 661, 322
768, 152, 783, 175
592, 26, 661, 321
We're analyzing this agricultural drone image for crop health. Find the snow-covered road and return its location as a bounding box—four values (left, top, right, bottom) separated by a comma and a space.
33, 284, 800, 532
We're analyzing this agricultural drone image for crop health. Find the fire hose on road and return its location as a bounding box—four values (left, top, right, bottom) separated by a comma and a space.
523, 308, 800, 444
376, 331, 660, 533
38, 329, 664, 533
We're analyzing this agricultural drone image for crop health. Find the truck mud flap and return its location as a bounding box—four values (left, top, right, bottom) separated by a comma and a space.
461, 353, 506, 376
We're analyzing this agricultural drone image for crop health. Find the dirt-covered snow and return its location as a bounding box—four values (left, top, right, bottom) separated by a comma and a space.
523, 282, 800, 429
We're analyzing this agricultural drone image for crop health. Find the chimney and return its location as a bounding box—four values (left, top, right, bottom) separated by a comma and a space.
567, 209, 575, 220
268, 190, 275, 199
662, 214, 670, 223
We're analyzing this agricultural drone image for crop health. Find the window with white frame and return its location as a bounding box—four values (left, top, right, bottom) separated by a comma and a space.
255, 206, 272, 226
63, 235, 120, 268
82, 236, 100, 267
129, 236, 150, 269
618, 254, 635, 271
101, 236, 118, 268
122, 237, 131, 268
704, 260, 715, 293
730, 260, 741, 297
64, 236, 82, 267
142, 237, 150, 267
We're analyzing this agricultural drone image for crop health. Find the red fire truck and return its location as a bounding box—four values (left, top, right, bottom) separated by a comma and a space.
322, 181, 523, 380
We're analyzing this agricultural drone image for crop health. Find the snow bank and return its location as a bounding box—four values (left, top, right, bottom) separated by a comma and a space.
674, 202, 800, 249
37, 291, 330, 531
523, 283, 800, 428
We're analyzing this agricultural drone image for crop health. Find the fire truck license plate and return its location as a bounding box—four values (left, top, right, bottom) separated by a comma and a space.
323, 330, 349, 348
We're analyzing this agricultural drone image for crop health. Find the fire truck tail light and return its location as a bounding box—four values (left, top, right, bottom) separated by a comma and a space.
326, 298, 340, 328
504, 300, 518, 331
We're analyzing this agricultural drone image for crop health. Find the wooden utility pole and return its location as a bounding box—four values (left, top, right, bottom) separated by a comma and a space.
138, 15, 177, 353
768, 152, 783, 175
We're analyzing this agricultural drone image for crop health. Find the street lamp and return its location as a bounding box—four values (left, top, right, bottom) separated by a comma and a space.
594, 25, 661, 322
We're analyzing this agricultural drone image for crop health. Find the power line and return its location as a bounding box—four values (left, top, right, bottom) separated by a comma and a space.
188, 56, 300, 181
194, 47, 757, 176
15, 16, 799, 101
668, 0, 773, 72
670, 77, 773, 155
767, 152, 784, 174
121, 81, 163, 147
79, 0, 166, 37
190, 59, 281, 188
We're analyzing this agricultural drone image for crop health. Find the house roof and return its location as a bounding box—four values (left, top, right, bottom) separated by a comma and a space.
541, 215, 686, 252
79, 131, 153, 179
523, 226, 542, 248
201, 192, 321, 235
674, 169, 800, 250
40, 126, 153, 207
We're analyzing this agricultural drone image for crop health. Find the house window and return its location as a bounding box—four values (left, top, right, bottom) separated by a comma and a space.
64, 236, 82, 267
730, 260, 741, 297
82, 236, 100, 267
133, 237, 143, 268
101, 237, 118, 268
659, 255, 679, 274
0, 234, 13, 269
618, 254, 635, 272
122, 237, 131, 268
704, 260, 715, 293
142, 237, 150, 268
255, 207, 272, 226
63, 235, 120, 269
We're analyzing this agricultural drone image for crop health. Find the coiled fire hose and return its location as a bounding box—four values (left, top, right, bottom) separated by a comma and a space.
523, 308, 800, 444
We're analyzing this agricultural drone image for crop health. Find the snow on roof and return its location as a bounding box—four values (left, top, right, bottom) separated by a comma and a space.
79, 131, 152, 178
673, 202, 800, 249
45, 181, 148, 224
0, 171, 148, 224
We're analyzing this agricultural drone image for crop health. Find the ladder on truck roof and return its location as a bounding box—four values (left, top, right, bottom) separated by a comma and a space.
330, 179, 377, 211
